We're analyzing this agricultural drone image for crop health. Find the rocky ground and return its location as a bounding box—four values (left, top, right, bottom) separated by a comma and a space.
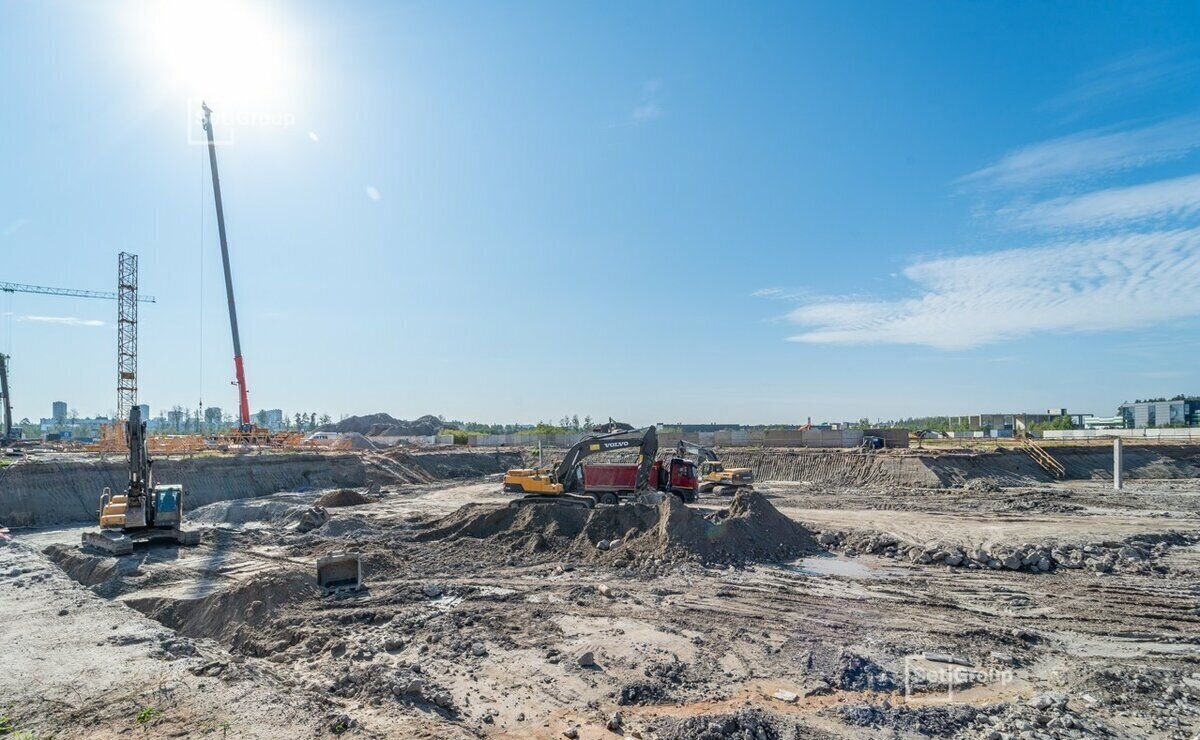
3, 472, 1200, 739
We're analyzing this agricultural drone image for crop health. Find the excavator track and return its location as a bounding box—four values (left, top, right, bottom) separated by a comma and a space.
509, 493, 595, 509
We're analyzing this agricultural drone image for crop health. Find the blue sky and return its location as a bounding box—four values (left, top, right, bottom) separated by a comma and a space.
2, 1, 1199, 426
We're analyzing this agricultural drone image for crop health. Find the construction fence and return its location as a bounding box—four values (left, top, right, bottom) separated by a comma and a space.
359, 434, 457, 446
1041, 428, 1200, 441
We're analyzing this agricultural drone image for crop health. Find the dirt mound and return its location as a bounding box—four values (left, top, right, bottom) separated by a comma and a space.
190, 498, 311, 526
314, 488, 373, 507
125, 569, 319, 647
319, 413, 445, 437
44, 544, 125, 586
417, 490, 820, 564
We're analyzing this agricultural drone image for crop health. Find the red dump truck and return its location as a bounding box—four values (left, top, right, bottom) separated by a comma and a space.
582, 458, 697, 504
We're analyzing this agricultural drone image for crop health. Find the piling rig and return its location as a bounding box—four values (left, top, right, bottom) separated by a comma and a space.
82, 405, 200, 555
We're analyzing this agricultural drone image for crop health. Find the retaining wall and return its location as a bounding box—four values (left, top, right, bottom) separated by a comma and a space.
0, 453, 370, 528
717, 445, 1200, 487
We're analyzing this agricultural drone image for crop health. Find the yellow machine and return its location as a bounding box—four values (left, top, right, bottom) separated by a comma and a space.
697, 459, 754, 493
502, 466, 563, 495
82, 406, 200, 556
677, 441, 754, 494
503, 427, 659, 506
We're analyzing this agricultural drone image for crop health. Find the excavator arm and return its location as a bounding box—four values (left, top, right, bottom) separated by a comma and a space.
556, 426, 658, 492
676, 439, 718, 464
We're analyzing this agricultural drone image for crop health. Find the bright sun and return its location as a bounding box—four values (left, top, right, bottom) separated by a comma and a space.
144, 0, 293, 112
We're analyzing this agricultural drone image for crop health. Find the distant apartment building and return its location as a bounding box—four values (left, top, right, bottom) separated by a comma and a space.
52, 401, 67, 422
265, 409, 284, 429
949, 409, 1087, 433
1118, 399, 1200, 428
137, 404, 150, 420
38, 415, 112, 439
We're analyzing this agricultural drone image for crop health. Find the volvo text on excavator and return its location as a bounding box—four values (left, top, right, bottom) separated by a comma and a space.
676, 440, 754, 494
504, 426, 696, 506
81, 405, 200, 555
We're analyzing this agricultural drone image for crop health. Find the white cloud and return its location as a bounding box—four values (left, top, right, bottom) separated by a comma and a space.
20, 315, 105, 327
2, 218, 28, 236
308, 131, 319, 142
631, 102, 662, 122
751, 287, 783, 297
1012, 173, 1200, 229
1045, 49, 1200, 112
784, 229, 1200, 350
365, 185, 381, 201
960, 117, 1200, 188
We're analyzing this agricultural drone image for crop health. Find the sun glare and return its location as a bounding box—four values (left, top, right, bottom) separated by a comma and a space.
144, 0, 294, 113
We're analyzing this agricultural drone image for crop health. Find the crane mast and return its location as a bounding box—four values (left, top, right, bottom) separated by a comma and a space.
0, 354, 12, 442
201, 102, 252, 431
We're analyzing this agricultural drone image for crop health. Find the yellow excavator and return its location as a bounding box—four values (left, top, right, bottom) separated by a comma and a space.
676, 440, 754, 494
82, 405, 200, 555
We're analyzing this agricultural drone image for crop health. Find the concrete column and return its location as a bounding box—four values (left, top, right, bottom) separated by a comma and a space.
538, 441, 543, 467
1113, 437, 1123, 490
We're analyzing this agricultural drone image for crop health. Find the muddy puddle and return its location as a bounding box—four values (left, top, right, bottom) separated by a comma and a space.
788, 553, 903, 579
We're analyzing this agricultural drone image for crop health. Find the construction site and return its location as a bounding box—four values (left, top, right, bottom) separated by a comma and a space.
2, 416, 1200, 739
5, 4, 1200, 740
1, 92, 1198, 740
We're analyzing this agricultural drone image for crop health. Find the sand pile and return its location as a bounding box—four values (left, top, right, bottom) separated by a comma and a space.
190, 498, 311, 526
44, 544, 126, 587
314, 488, 374, 508
417, 490, 820, 564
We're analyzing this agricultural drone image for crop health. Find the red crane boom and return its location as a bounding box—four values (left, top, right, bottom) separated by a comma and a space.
201, 103, 252, 430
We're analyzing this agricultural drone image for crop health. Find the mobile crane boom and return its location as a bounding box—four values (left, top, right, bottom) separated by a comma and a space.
201, 102, 252, 430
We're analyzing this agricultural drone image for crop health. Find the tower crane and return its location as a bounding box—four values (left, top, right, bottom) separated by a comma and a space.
0, 276, 156, 438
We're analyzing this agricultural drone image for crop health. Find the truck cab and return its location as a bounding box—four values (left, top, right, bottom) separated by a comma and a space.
656, 457, 698, 502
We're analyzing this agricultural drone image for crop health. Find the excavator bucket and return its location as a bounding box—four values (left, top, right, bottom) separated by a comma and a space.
317, 551, 363, 594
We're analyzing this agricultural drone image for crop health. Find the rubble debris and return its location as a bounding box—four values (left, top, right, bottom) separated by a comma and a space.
617, 681, 669, 705
813, 527, 1195, 575
831, 650, 897, 692
834, 702, 983, 736
650, 707, 800, 740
